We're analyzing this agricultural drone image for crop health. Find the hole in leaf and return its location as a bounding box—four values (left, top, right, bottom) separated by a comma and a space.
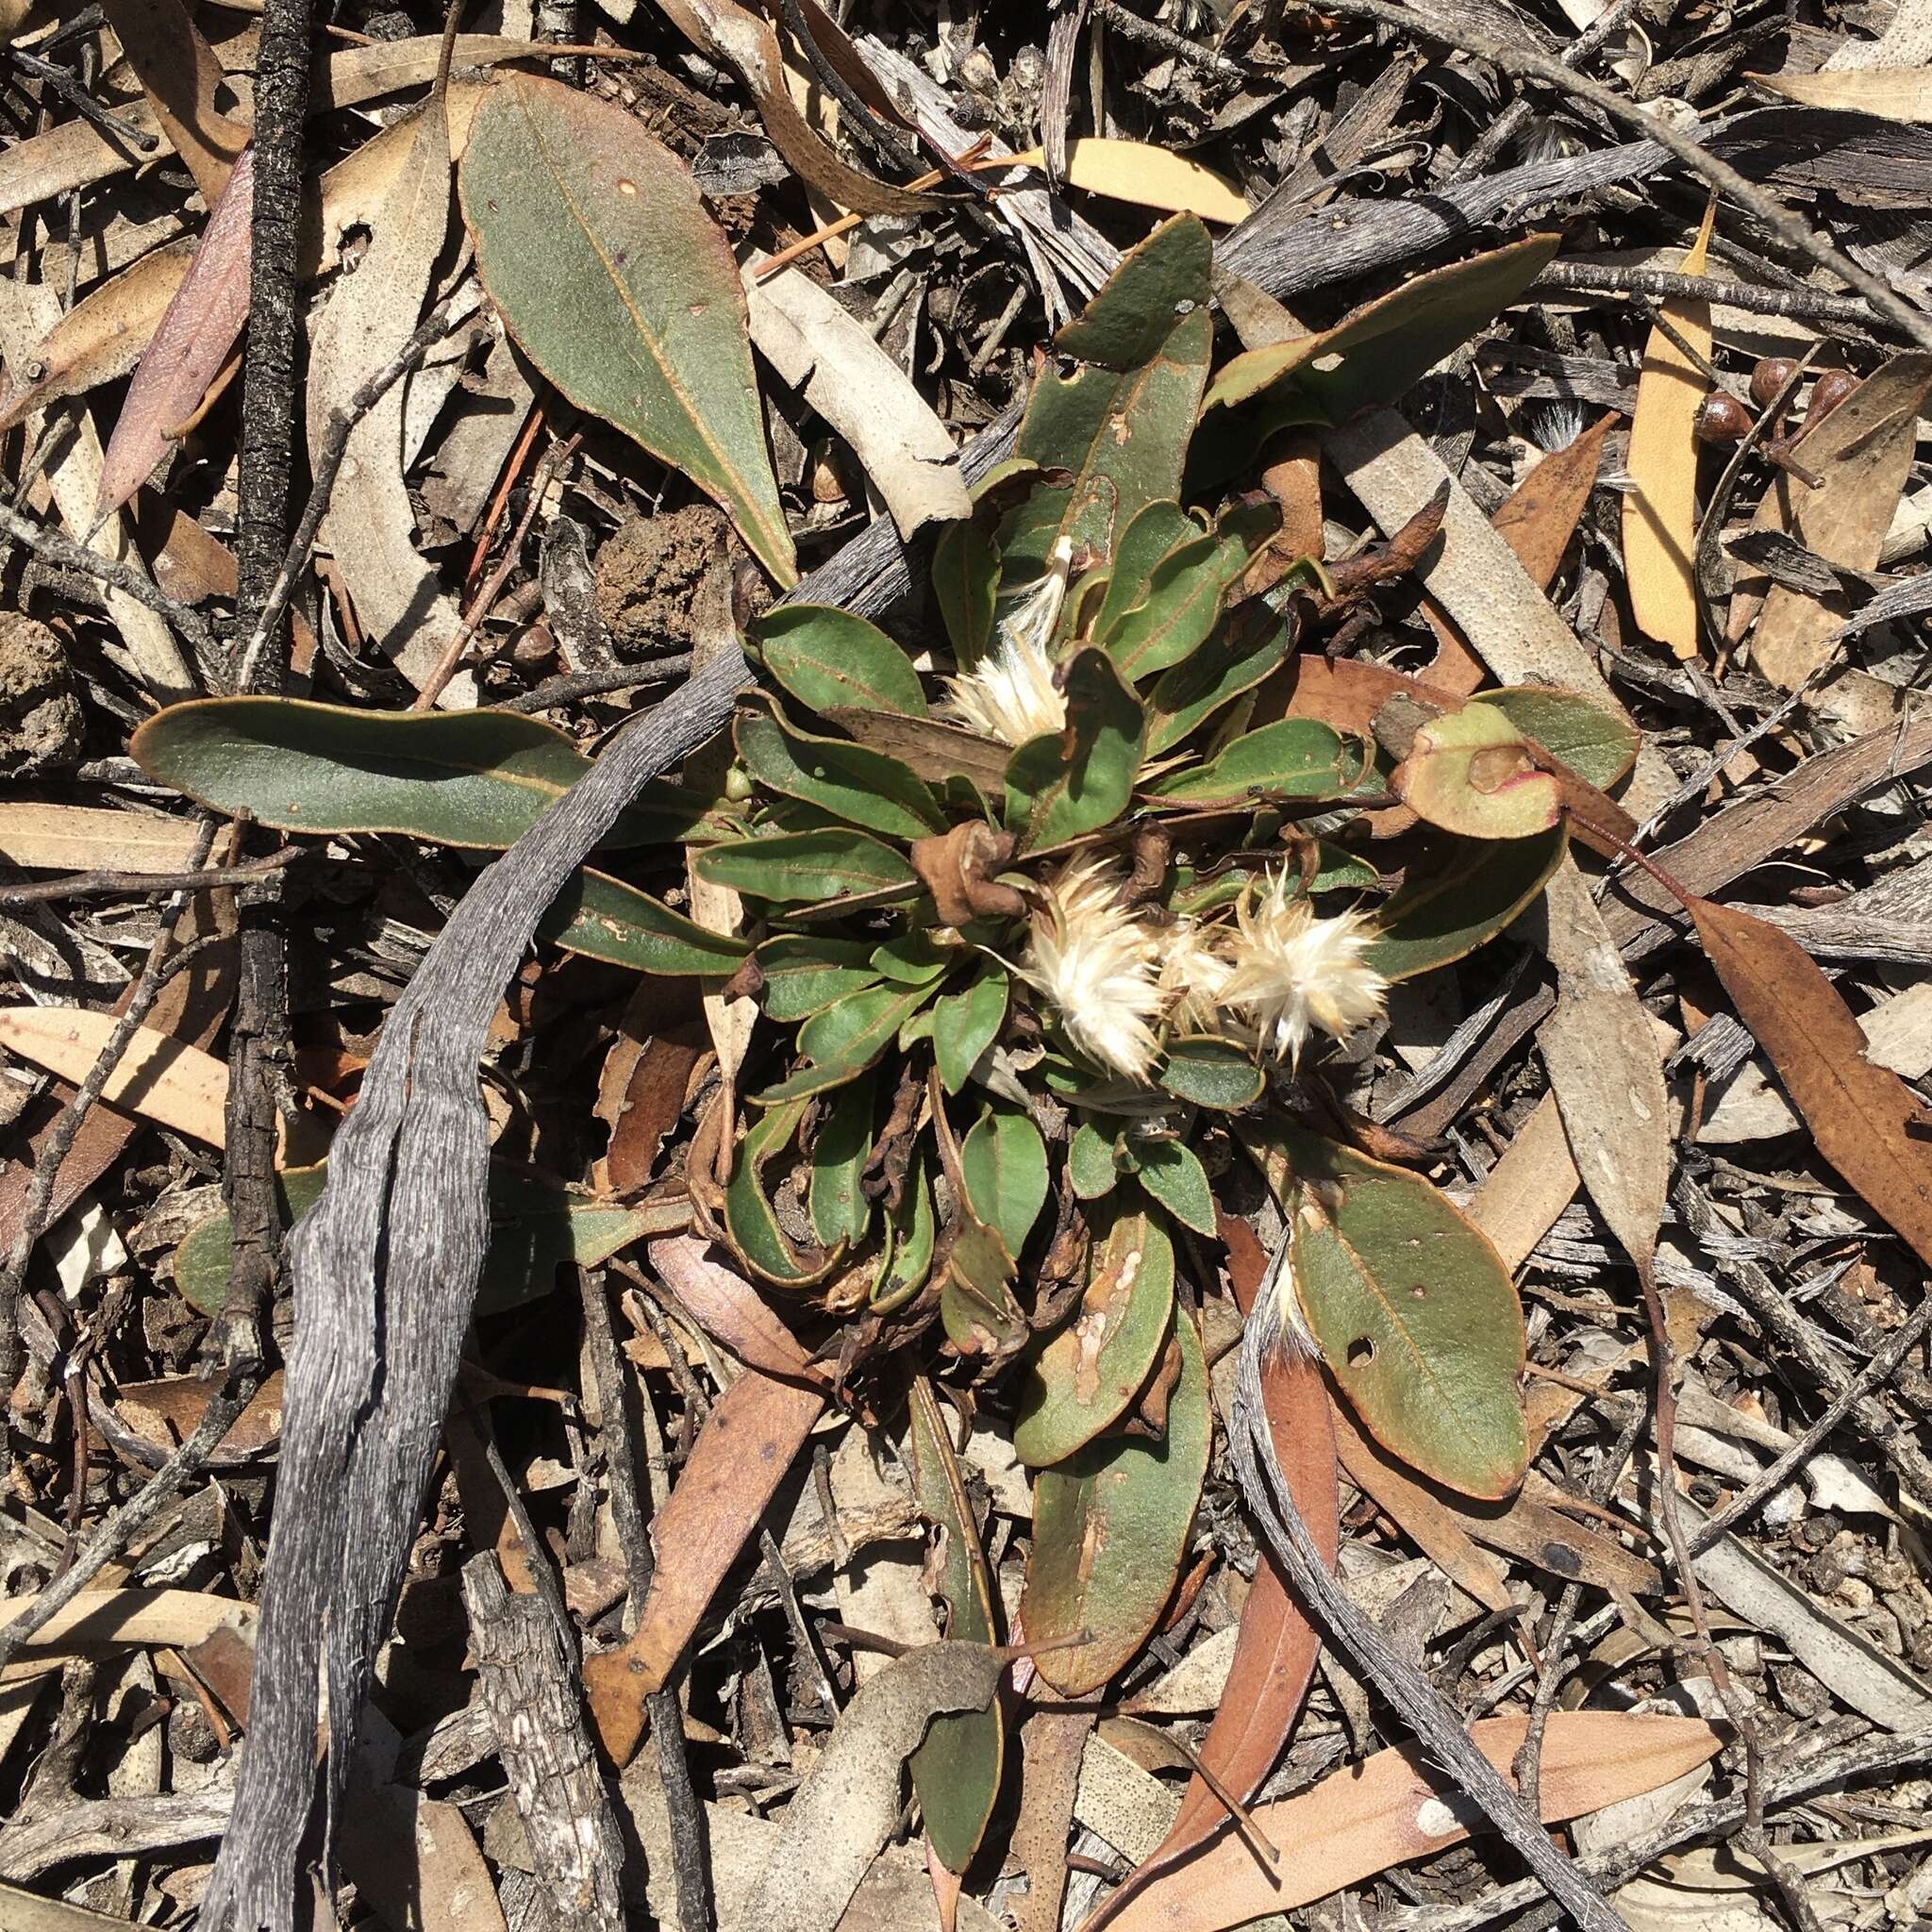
1346, 1337, 1374, 1368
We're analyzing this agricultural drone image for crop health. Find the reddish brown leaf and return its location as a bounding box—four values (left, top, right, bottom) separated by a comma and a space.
1492, 413, 1617, 592
647, 1233, 825, 1384
1088, 1214, 1339, 1927
1690, 894, 1932, 1268
97, 146, 254, 521
583, 1358, 825, 1765
595, 1010, 706, 1195
1103, 1710, 1725, 1932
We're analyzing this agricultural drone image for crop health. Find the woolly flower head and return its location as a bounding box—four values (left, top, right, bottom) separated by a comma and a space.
936, 539, 1074, 747
1218, 872, 1388, 1067
1157, 918, 1234, 1033
937, 624, 1065, 747
1023, 858, 1163, 1082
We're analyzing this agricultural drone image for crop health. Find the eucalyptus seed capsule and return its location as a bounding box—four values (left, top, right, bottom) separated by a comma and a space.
1807, 367, 1858, 423
1695, 391, 1753, 444
1749, 356, 1800, 409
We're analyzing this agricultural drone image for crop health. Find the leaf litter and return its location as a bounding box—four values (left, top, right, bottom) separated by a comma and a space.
5, 6, 1932, 1932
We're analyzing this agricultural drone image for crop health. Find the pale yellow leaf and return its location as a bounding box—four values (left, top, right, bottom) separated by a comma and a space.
0, 804, 204, 874
0, 1006, 228, 1145
1623, 202, 1716, 659
1752, 64, 1932, 121
1006, 137, 1251, 225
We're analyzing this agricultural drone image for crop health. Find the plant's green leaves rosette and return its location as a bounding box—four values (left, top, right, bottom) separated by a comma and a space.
1157, 1035, 1261, 1109
754, 604, 928, 719
959, 1105, 1049, 1263
756, 979, 936, 1105
1254, 1124, 1528, 1499
1098, 498, 1277, 685
1087, 500, 1201, 646
935, 971, 1008, 1094
458, 74, 794, 584
1006, 216, 1213, 576
1133, 1138, 1217, 1236
129, 698, 697, 851
1014, 1208, 1175, 1467
755, 935, 881, 1022
734, 702, 942, 841
1193, 235, 1560, 483
907, 1378, 1005, 1872
1147, 717, 1359, 807
693, 828, 916, 907
1368, 823, 1568, 981
176, 1164, 645, 1317
1005, 647, 1145, 851
1022, 1304, 1211, 1695
540, 871, 746, 976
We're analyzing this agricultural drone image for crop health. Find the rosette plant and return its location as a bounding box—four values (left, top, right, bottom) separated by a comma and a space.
675, 213, 1613, 1766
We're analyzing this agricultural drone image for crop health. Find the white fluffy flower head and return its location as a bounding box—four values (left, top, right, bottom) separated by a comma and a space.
935, 539, 1074, 747
1023, 858, 1163, 1082
1218, 872, 1388, 1067
1157, 918, 1233, 1032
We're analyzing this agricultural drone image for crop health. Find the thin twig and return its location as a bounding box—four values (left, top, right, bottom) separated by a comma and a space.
8, 48, 157, 149
1535, 260, 1881, 331
493, 656, 697, 713
1307, 0, 1932, 352
1094, 0, 1241, 75
0, 852, 300, 908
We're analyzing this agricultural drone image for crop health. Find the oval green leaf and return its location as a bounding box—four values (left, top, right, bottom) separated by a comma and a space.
1145, 602, 1291, 758
1004, 647, 1144, 851
693, 827, 916, 906
756, 934, 881, 1022
1147, 717, 1359, 806
1022, 1304, 1210, 1695
1158, 1035, 1264, 1109
735, 702, 943, 841
808, 1070, 876, 1249
724, 1100, 841, 1287
1133, 1138, 1217, 1236
1014, 1208, 1176, 1468
541, 870, 747, 975
1481, 687, 1641, 791
458, 73, 794, 584
756, 979, 935, 1105
755, 604, 929, 720
1392, 702, 1559, 841
1257, 1124, 1528, 1499
958, 1105, 1049, 1262
1368, 823, 1568, 982
130, 697, 695, 851
935, 971, 1008, 1094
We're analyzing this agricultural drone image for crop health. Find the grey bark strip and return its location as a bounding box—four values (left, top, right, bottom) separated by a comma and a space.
201, 645, 747, 1930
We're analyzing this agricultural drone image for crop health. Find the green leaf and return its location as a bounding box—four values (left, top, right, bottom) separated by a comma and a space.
735, 702, 943, 840
724, 1099, 841, 1286
1004, 648, 1144, 851
1193, 235, 1560, 485
693, 828, 915, 906
1145, 604, 1291, 757
808, 1071, 876, 1249
756, 979, 935, 1104
931, 518, 1001, 666
541, 871, 747, 975
1251, 1125, 1528, 1499
458, 74, 793, 585
1480, 688, 1640, 791
1086, 500, 1202, 645
1097, 498, 1277, 684
872, 932, 952, 986
1014, 1208, 1175, 1467
1158, 1035, 1264, 1109
935, 972, 1008, 1094
908, 1378, 1006, 1873
755, 604, 928, 719
1023, 1304, 1211, 1695
959, 1106, 1049, 1261
1368, 823, 1567, 982
873, 1158, 936, 1312
1134, 1139, 1217, 1236
1147, 717, 1358, 806
756, 935, 881, 1022
1008, 216, 1214, 575
176, 1164, 648, 1318
1068, 1120, 1121, 1200
1392, 702, 1559, 841
941, 1215, 1029, 1359
129, 697, 696, 851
